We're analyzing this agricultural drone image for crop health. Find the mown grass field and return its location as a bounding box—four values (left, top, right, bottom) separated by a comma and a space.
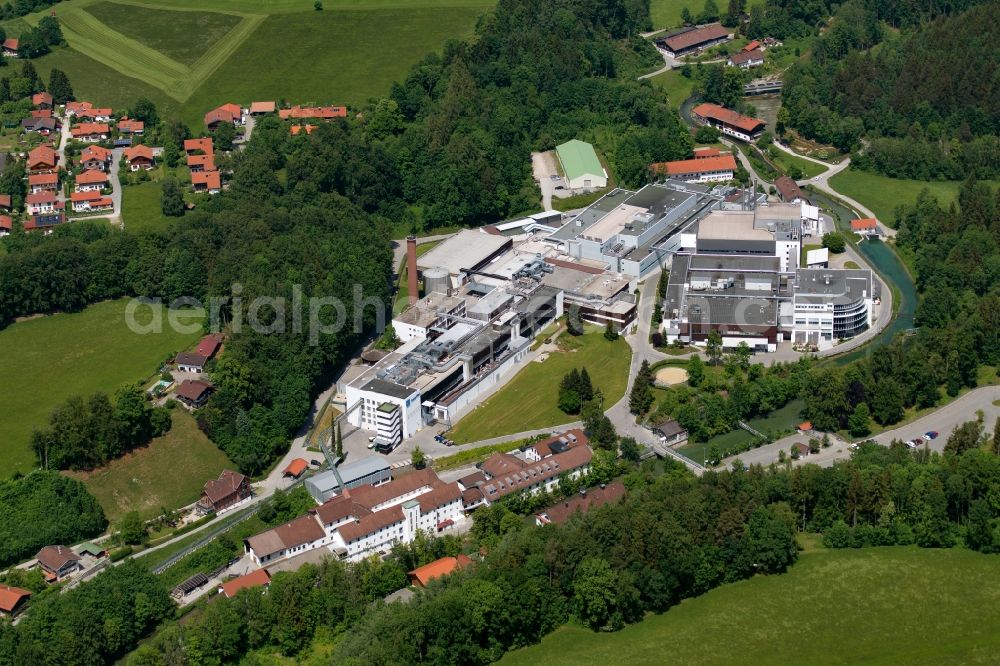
121, 180, 183, 234
0, 299, 202, 476
648, 68, 696, 107
768, 146, 828, 179
500, 546, 1000, 665
448, 328, 631, 443
829, 169, 1000, 225
9, 0, 494, 128
65, 410, 233, 522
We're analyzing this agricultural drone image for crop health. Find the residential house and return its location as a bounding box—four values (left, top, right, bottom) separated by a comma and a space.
71, 122, 111, 142
524, 429, 587, 463
0, 584, 30, 616
186, 153, 215, 173
75, 169, 108, 192
851, 218, 879, 236
77, 107, 113, 122
727, 49, 764, 69
408, 554, 472, 587
27, 145, 58, 173
219, 569, 271, 598
0, 194, 9, 210
692, 103, 766, 142
81, 145, 113, 171
651, 154, 738, 183
651, 418, 688, 446
26, 191, 58, 215
775, 175, 807, 203
0, 215, 11, 236
118, 118, 144, 135
32, 92, 53, 109
124, 144, 155, 171
30, 109, 52, 119
2, 38, 18, 57
175, 351, 209, 373
197, 470, 251, 515
70, 190, 113, 213
35, 546, 82, 581
535, 480, 626, 526
278, 105, 347, 120
175, 379, 213, 408
249, 101, 276, 115
24, 212, 65, 230
28, 172, 59, 194
205, 103, 242, 130
192, 170, 221, 194
183, 137, 214, 155
21, 117, 58, 135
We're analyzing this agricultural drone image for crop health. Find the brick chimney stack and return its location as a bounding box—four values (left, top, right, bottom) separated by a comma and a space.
406, 235, 419, 306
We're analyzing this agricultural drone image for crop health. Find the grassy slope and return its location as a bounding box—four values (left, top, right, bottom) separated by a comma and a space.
829, 169, 1000, 224
648, 68, 696, 107
448, 329, 631, 443
0, 299, 202, 476
85, 1, 244, 67
769, 148, 828, 179
121, 180, 183, 234
500, 546, 1000, 666
174, 6, 486, 126
64, 409, 233, 522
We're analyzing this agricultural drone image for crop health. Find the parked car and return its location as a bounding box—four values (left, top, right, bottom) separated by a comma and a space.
367, 440, 377, 449
310, 459, 322, 467
924, 431, 939, 440
550, 174, 560, 181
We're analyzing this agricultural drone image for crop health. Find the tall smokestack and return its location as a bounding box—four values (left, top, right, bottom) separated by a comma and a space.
406, 235, 419, 305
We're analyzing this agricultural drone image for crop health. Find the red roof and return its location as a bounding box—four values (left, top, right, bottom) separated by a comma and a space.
79, 107, 113, 119
729, 49, 764, 66
71, 190, 106, 203
184, 138, 214, 154
202, 470, 246, 504
290, 124, 317, 136
536, 480, 627, 525
651, 154, 737, 177
186, 153, 216, 170
118, 118, 144, 133
192, 170, 221, 190
851, 218, 878, 231
798, 421, 813, 431
692, 103, 766, 134
743, 40, 762, 52
219, 568, 270, 598
0, 584, 31, 613
2, 38, 18, 51
27, 191, 57, 204
76, 169, 108, 185
278, 105, 347, 120
0, 215, 12, 231
249, 101, 275, 114
32, 92, 53, 106
0, 194, 10, 208
660, 24, 729, 52
195, 334, 222, 357
124, 145, 154, 162
28, 145, 57, 168
29, 173, 58, 185
31, 109, 53, 119
71, 122, 110, 137
283, 458, 308, 478
693, 147, 721, 158
408, 554, 472, 587
82, 145, 112, 162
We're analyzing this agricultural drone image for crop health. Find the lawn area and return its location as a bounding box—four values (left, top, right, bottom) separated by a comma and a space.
85, 1, 244, 67
64, 410, 233, 522
0, 299, 202, 476
8, 0, 493, 128
433, 439, 532, 471
829, 169, 1000, 225
500, 546, 1000, 665
648, 68, 695, 107
448, 329, 631, 443
767, 146, 828, 179
121, 181, 182, 234
678, 398, 805, 463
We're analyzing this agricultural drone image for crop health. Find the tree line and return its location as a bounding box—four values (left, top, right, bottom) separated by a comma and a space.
0, 470, 106, 568
782, 1, 1000, 172
30, 384, 172, 471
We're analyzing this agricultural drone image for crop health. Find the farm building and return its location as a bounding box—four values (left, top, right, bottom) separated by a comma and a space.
249, 101, 276, 115
727, 49, 764, 68
35, 546, 82, 581
655, 24, 730, 57
555, 139, 607, 191
205, 103, 242, 129
2, 38, 18, 57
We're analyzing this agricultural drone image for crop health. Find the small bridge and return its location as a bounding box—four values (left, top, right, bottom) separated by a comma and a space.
744, 80, 783, 95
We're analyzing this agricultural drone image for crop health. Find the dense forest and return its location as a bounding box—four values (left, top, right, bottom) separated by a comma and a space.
0, 471, 106, 568
781, 1, 1000, 174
